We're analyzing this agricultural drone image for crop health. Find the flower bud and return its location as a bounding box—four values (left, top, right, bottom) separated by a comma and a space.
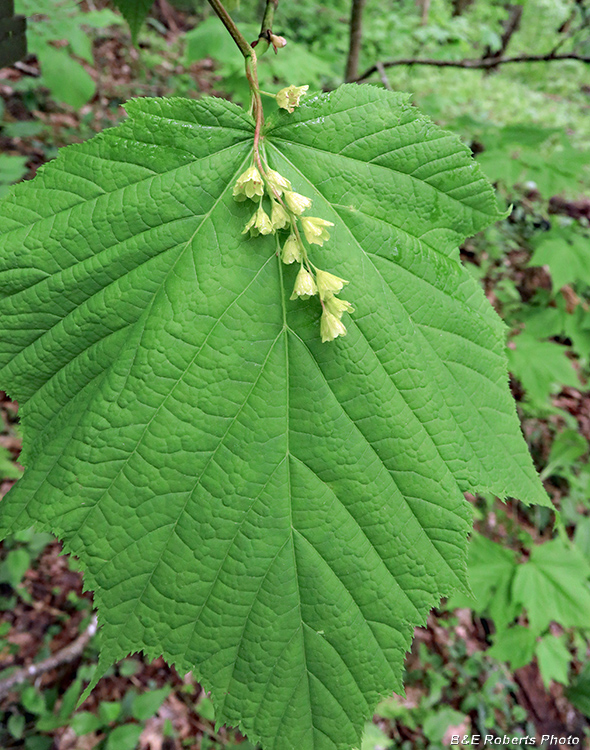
276, 84, 309, 113
290, 267, 317, 300
270, 33, 287, 50
315, 269, 349, 300
284, 191, 312, 215
265, 168, 292, 196
242, 204, 273, 236
233, 165, 264, 201
325, 296, 354, 318
301, 216, 334, 246
271, 202, 289, 230
281, 235, 302, 264
320, 309, 347, 343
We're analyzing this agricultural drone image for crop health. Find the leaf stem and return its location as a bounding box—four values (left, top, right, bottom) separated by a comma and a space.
259, 0, 278, 39
206, 0, 264, 162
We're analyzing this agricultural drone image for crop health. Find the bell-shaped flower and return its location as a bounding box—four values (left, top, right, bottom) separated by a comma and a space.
266, 168, 292, 196
233, 165, 264, 201
276, 84, 309, 113
290, 267, 317, 300
301, 216, 334, 246
271, 202, 289, 230
242, 204, 273, 236
315, 269, 348, 300
320, 309, 347, 343
325, 296, 354, 318
281, 235, 302, 264
284, 191, 312, 215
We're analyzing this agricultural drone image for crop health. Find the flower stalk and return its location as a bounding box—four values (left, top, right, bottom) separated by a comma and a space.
208, 0, 352, 342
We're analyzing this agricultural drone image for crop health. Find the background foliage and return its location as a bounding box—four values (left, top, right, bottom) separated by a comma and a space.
0, 0, 589, 748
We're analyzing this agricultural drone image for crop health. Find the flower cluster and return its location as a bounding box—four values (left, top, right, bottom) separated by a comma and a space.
231, 84, 353, 343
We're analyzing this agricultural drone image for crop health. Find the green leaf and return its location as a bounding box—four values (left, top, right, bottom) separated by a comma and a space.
71, 710, 102, 735
130, 686, 170, 721
0, 548, 30, 588
0, 154, 28, 198
529, 226, 590, 291
486, 625, 536, 670
0, 86, 548, 750
512, 539, 590, 634
99, 701, 122, 724
541, 429, 588, 480
535, 635, 571, 688
506, 334, 579, 407
567, 663, 590, 717
422, 706, 467, 745
36, 45, 96, 109
0, 444, 22, 480
447, 533, 519, 631
112, 0, 154, 43
105, 723, 143, 750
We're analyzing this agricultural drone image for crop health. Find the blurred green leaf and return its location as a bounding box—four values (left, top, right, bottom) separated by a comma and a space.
507, 335, 579, 407
130, 686, 170, 721
567, 663, 590, 717
535, 635, 571, 688
36, 46, 95, 109
105, 722, 143, 750
513, 539, 590, 634
487, 625, 536, 670
7, 712, 25, 739
529, 226, 590, 291
196, 694, 216, 722
112, 0, 154, 43
99, 700, 122, 724
71, 710, 102, 735
0, 548, 30, 588
448, 533, 518, 630
541, 429, 588, 480
0, 444, 22, 480
20, 686, 46, 716
0, 154, 28, 198
423, 706, 467, 744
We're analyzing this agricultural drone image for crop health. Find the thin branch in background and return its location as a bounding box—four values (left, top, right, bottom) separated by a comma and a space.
416, 0, 431, 26
375, 61, 392, 90
0, 615, 98, 700
356, 52, 590, 82
344, 0, 367, 83
482, 4, 523, 62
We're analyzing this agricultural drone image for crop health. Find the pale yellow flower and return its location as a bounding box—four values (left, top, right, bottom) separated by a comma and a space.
276, 84, 309, 113
301, 216, 334, 246
242, 205, 273, 236
233, 165, 264, 201
266, 168, 292, 196
284, 191, 312, 215
325, 296, 354, 318
281, 235, 302, 264
321, 309, 347, 343
271, 202, 289, 230
290, 267, 317, 300
315, 269, 349, 300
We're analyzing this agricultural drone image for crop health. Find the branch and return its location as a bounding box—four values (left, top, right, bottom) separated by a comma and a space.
345, 0, 367, 83
356, 52, 590, 81
259, 0, 278, 39
206, 0, 254, 60
0, 615, 98, 699
482, 4, 523, 62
